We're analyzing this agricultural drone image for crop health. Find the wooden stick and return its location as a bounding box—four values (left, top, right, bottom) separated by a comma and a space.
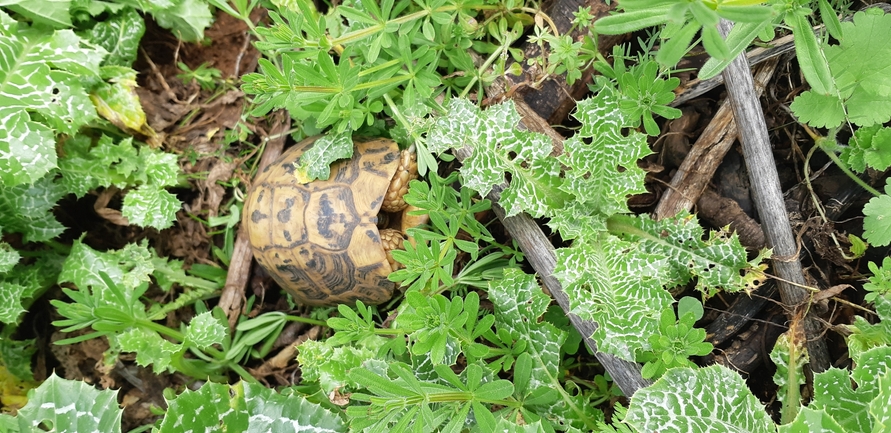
220, 111, 290, 329
655, 58, 778, 219
718, 19, 829, 372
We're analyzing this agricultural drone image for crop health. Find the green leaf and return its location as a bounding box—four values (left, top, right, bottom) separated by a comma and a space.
157, 380, 347, 432
15, 373, 122, 432
118, 328, 180, 372
811, 367, 873, 431
778, 407, 845, 433
0, 175, 67, 242
184, 311, 227, 349
824, 9, 891, 126
554, 236, 672, 361
293, 133, 354, 182
863, 180, 891, 247
428, 98, 568, 217
841, 125, 891, 173
4, 0, 72, 28
770, 330, 807, 423
607, 213, 762, 296
625, 365, 774, 432
789, 91, 845, 128
791, 9, 891, 128
791, 13, 836, 96
490, 270, 604, 430
150, 0, 214, 42
556, 92, 651, 225
85, 8, 145, 66
121, 185, 181, 230
594, 6, 672, 34
0, 242, 19, 275
700, 20, 771, 79
0, 29, 105, 187
817, 0, 843, 40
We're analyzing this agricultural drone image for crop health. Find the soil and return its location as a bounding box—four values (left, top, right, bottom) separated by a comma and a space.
10, 1, 889, 429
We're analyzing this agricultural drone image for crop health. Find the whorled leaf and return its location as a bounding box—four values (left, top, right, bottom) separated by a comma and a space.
625, 365, 774, 433
15, 373, 122, 432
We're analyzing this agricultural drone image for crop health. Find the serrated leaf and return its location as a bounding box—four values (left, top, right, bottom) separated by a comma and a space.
870, 369, 891, 430
150, 0, 214, 42
789, 90, 845, 128
0, 29, 105, 186
778, 407, 845, 432
158, 380, 347, 432
841, 125, 891, 173
608, 213, 761, 295
59, 239, 154, 293
429, 98, 568, 217
558, 92, 651, 222
811, 367, 873, 431
489, 270, 603, 429
792, 9, 891, 128
15, 373, 122, 432
90, 69, 157, 139
625, 365, 774, 432
825, 10, 891, 103
0, 174, 67, 242
297, 339, 380, 393
0, 337, 37, 381
86, 8, 146, 67
294, 133, 353, 182
122, 186, 181, 230
0, 242, 19, 274
184, 311, 226, 349
554, 236, 672, 360
119, 327, 180, 372
0, 282, 28, 324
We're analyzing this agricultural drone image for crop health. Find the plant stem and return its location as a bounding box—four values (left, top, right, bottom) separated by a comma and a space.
818, 141, 882, 197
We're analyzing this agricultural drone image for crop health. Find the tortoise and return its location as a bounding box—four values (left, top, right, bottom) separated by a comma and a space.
242, 136, 422, 306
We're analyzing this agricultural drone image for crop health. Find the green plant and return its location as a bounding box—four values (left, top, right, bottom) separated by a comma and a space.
390, 171, 518, 294
637, 297, 713, 379
177, 61, 223, 91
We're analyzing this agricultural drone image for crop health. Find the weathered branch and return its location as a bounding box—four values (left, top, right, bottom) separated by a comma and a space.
718, 19, 830, 372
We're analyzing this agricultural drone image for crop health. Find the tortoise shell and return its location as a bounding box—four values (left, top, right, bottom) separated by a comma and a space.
243, 137, 403, 306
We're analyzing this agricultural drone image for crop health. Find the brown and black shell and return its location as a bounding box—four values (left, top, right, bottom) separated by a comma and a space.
243, 137, 402, 306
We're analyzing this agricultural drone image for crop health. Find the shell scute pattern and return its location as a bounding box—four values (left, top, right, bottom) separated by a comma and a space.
243, 137, 404, 306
